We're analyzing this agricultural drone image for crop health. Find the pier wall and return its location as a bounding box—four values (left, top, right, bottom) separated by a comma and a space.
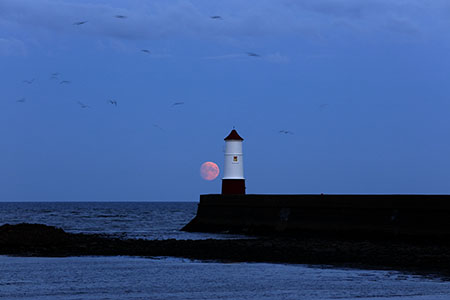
182, 194, 450, 238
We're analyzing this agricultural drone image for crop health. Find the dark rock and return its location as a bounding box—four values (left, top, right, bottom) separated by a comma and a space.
1, 223, 450, 278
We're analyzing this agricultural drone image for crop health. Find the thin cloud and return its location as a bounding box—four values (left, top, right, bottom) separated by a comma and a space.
385, 17, 419, 36
265, 52, 289, 63
203, 53, 245, 60
0, 38, 26, 56
0, 0, 447, 44
204, 52, 289, 64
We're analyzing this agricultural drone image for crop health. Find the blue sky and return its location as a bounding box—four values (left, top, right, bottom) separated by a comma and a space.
1, 0, 450, 201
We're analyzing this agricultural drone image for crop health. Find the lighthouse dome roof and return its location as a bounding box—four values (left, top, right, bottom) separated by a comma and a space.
224, 129, 244, 141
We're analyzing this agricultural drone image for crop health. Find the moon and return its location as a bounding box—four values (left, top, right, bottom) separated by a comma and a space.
200, 162, 220, 181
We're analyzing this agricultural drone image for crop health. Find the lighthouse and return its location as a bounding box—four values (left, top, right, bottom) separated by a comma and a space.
222, 129, 246, 194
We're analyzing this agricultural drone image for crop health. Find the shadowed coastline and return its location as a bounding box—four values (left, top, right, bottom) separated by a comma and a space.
1, 223, 450, 279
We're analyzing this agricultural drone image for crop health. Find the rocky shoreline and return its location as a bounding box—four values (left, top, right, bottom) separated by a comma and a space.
1, 223, 450, 278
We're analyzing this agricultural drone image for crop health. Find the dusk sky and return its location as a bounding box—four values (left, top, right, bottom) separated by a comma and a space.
1, 0, 450, 201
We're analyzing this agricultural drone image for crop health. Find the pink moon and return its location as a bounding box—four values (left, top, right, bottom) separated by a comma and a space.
200, 162, 220, 181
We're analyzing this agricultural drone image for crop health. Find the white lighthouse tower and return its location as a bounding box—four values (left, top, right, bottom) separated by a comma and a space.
222, 129, 246, 194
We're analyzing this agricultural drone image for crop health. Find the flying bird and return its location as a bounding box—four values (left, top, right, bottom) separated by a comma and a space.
77, 101, 89, 108
50, 73, 60, 80
279, 130, 294, 135
16, 98, 26, 103
73, 21, 88, 25
172, 102, 185, 106
210, 16, 222, 20
141, 49, 151, 54
247, 52, 261, 57
60, 80, 71, 84
22, 78, 35, 84
108, 100, 118, 106
114, 15, 127, 19
153, 124, 164, 131
319, 103, 329, 110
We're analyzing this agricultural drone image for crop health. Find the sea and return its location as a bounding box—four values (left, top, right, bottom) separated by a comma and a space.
1, 202, 450, 300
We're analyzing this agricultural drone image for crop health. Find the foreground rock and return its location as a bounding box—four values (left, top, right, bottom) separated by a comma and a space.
1, 223, 450, 277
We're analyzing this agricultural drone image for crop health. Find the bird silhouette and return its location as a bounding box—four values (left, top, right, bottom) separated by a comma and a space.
22, 79, 35, 84
210, 16, 222, 20
114, 15, 127, 19
50, 73, 60, 80
172, 102, 185, 106
153, 124, 164, 131
247, 52, 261, 57
141, 49, 151, 54
16, 98, 26, 103
73, 21, 88, 25
279, 130, 294, 135
77, 101, 89, 108
60, 80, 71, 84
319, 103, 329, 110
108, 100, 118, 106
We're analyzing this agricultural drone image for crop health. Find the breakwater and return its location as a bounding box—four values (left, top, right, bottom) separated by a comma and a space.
182, 194, 450, 239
